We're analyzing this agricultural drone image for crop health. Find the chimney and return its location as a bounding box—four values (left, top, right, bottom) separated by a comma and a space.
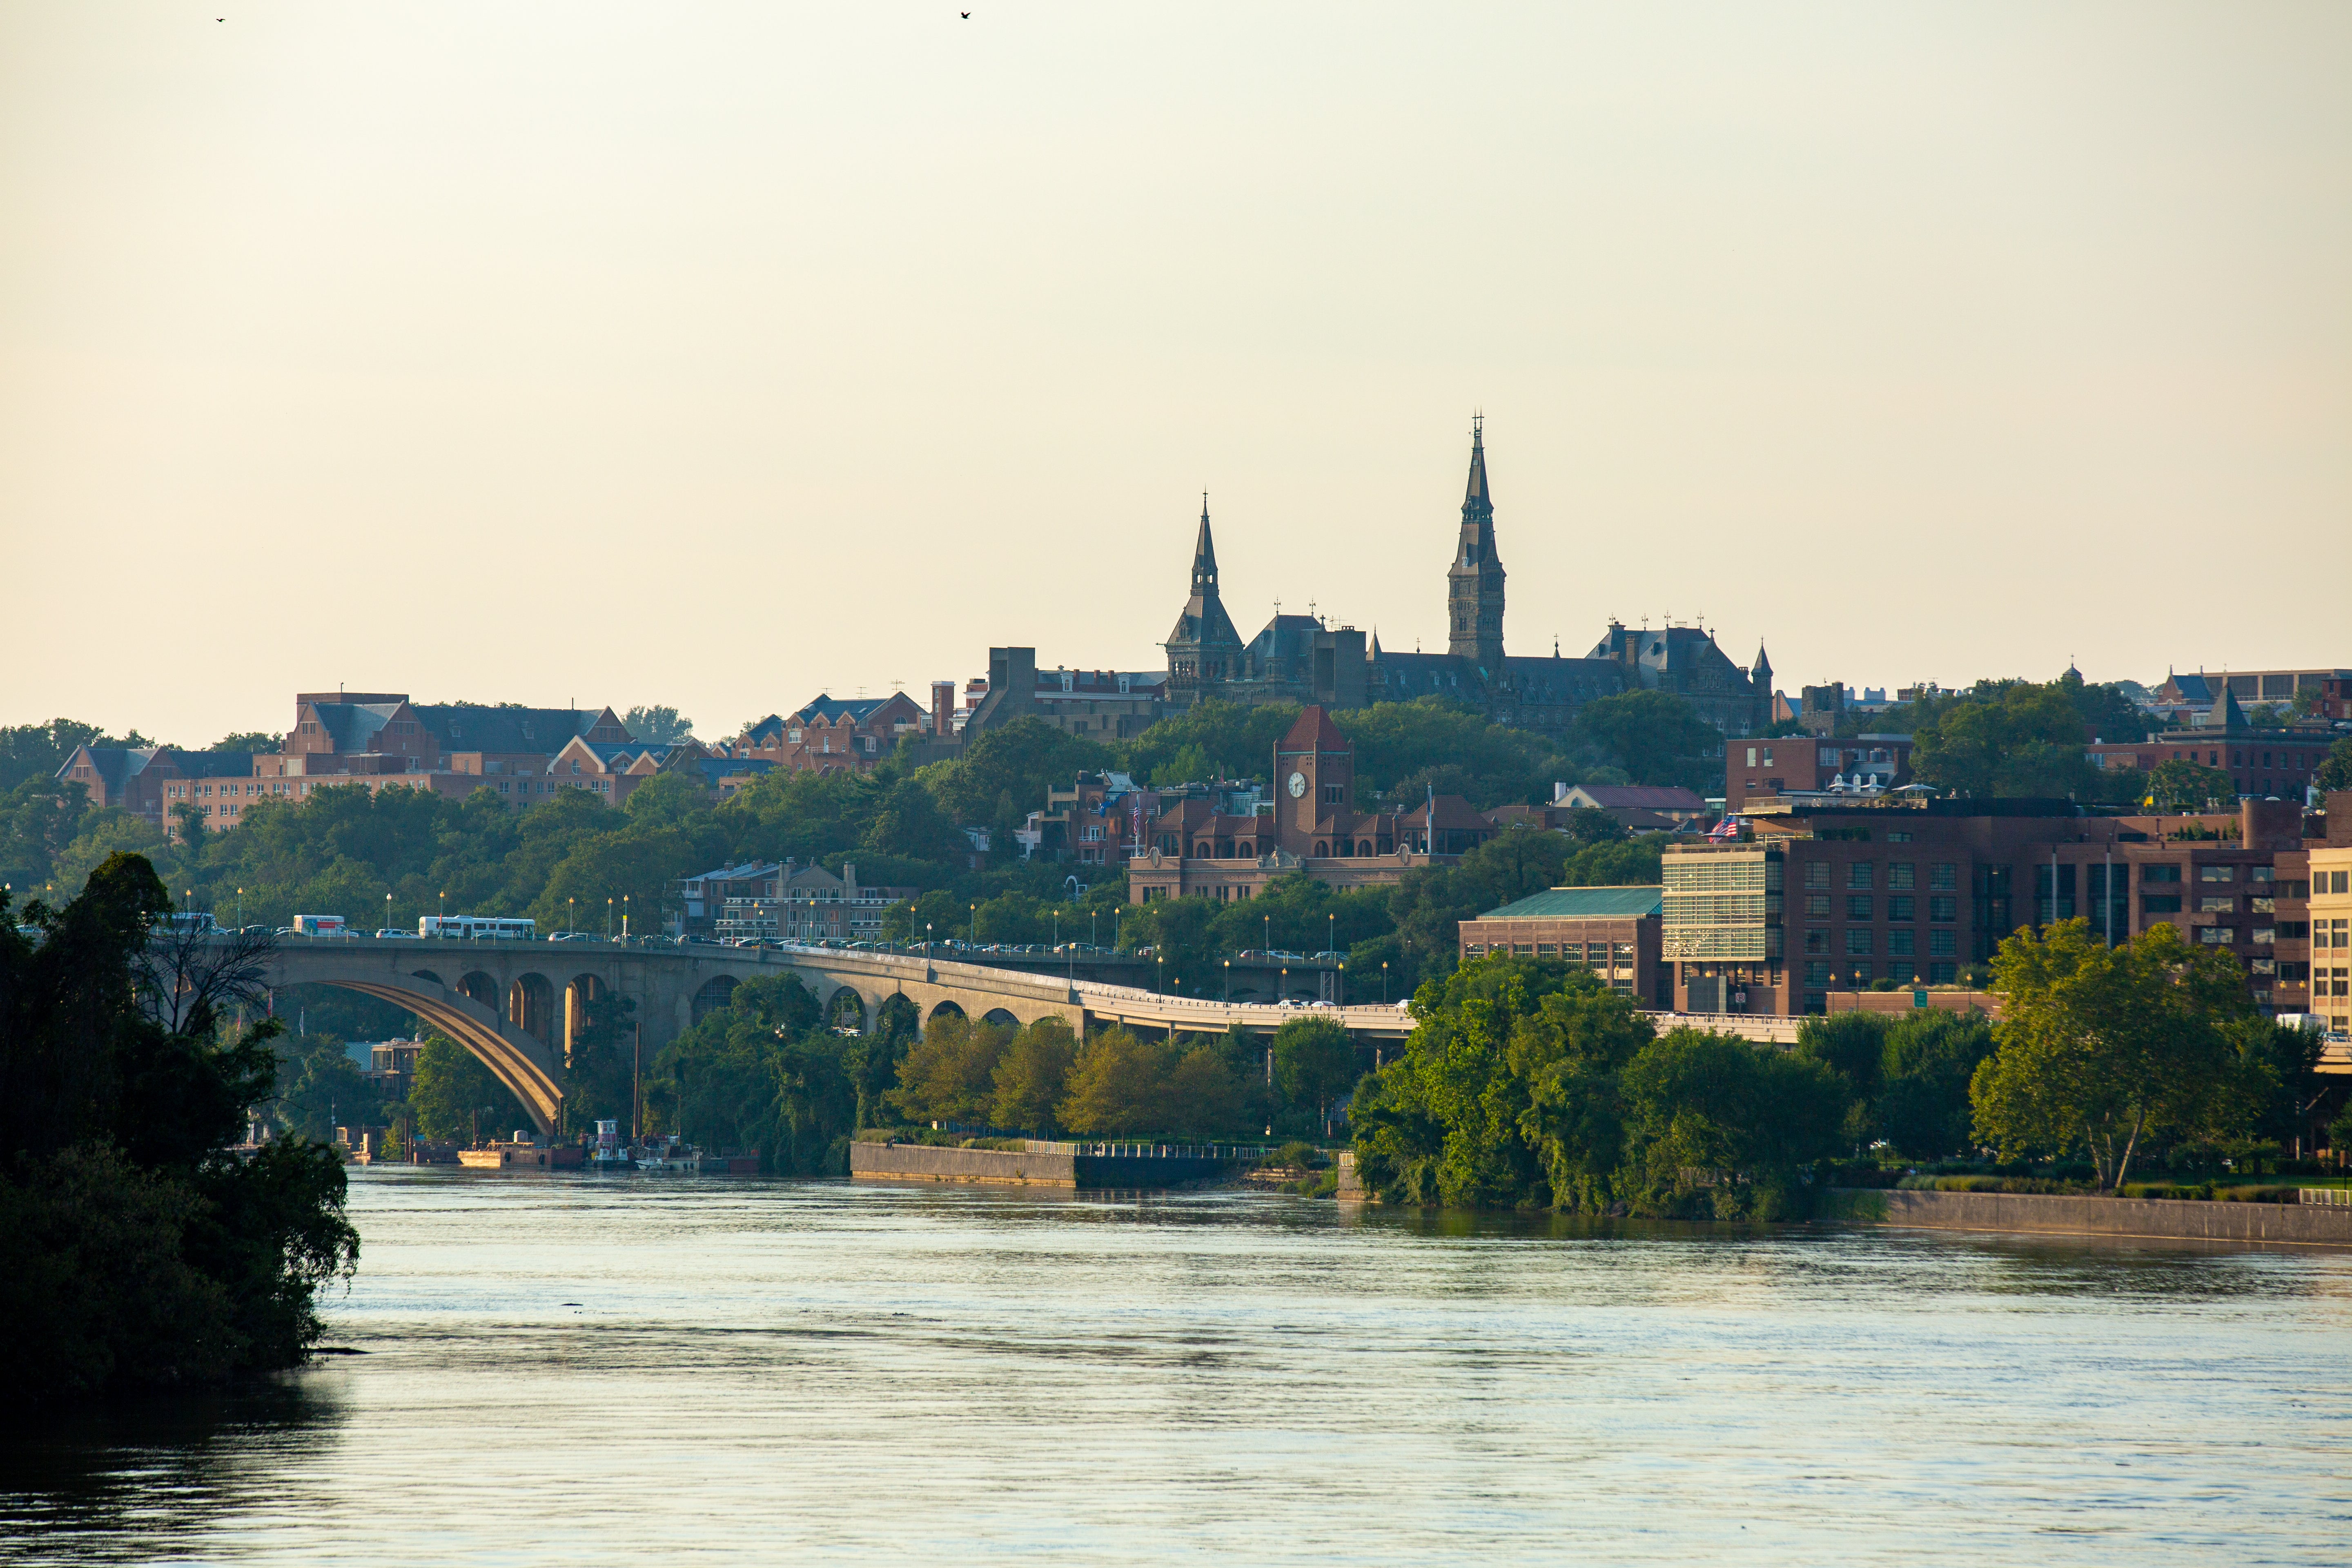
932, 681, 955, 737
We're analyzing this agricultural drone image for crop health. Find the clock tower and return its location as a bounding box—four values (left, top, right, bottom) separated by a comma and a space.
1272, 705, 1352, 853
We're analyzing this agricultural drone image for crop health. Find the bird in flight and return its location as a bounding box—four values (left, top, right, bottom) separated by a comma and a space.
961, 10, 970, 16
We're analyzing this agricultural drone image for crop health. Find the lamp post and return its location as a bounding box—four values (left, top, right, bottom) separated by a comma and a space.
384, 891, 390, 935
926, 922, 933, 966
1223, 958, 1231, 1002
1263, 914, 1270, 955
1280, 964, 1288, 1003
439, 890, 447, 933
1337, 961, 1344, 1007
1382, 960, 1390, 1003
621, 893, 630, 938
237, 887, 245, 928
606, 897, 613, 940
1157, 953, 1164, 994
1053, 908, 1060, 948
568, 896, 575, 936
970, 902, 977, 946
1328, 912, 1335, 958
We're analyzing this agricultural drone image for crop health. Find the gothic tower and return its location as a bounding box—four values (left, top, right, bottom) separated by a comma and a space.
1164, 495, 1245, 708
1446, 417, 1506, 672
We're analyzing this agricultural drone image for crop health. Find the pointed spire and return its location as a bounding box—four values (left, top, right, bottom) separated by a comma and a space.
1752, 641, 1773, 680
1462, 412, 1492, 515
2217, 680, 2247, 731
1191, 493, 1218, 592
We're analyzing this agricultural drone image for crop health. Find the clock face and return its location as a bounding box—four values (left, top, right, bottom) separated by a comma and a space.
1287, 771, 1307, 798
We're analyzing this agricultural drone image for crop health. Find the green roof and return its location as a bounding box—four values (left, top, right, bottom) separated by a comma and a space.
1478, 885, 1662, 921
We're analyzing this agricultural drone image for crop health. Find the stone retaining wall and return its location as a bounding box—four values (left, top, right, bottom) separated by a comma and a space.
1844, 1187, 2352, 1248
850, 1141, 1241, 1189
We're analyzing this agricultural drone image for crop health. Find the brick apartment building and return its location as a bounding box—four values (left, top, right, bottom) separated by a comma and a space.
58, 693, 679, 840
1653, 793, 2347, 1019
2085, 686, 2338, 801
674, 860, 917, 944
963, 647, 1169, 742
726, 692, 933, 775
1723, 735, 1915, 813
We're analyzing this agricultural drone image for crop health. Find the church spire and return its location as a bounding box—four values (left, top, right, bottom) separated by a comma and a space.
1447, 413, 1506, 672
1191, 492, 1218, 593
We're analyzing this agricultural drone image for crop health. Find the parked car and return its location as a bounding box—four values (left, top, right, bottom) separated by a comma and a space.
371, 928, 421, 939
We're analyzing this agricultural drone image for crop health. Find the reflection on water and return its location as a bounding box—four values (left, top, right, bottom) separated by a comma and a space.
5, 1169, 2349, 1565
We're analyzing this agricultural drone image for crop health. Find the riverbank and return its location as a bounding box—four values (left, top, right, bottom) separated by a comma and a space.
848, 1138, 1252, 1188
1831, 1186, 2352, 1248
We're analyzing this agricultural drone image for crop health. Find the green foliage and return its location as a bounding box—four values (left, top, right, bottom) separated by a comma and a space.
1054, 1026, 1251, 1140
408, 1036, 529, 1141
888, 1013, 1014, 1125
651, 975, 854, 1173
1571, 690, 1720, 790
1120, 700, 1299, 786
1969, 919, 2262, 1190
623, 704, 695, 744
1272, 1016, 1356, 1124
213, 731, 283, 754
991, 1017, 1080, 1135
270, 1035, 381, 1141
1911, 681, 2096, 798
2145, 759, 2237, 812
0, 854, 359, 1408
935, 717, 1114, 828
1617, 1029, 1847, 1218
1335, 699, 1578, 808
2312, 738, 2352, 793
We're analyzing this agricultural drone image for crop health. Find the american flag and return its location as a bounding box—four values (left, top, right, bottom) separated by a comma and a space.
1706, 814, 1742, 842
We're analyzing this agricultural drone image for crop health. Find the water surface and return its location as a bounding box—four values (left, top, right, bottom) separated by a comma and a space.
8, 1169, 2349, 1564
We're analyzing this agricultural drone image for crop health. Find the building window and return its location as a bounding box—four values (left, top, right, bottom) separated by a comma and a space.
2198, 896, 2235, 913
1888, 930, 1915, 958
1931, 863, 1957, 891
1848, 962, 1874, 984
2198, 865, 2235, 883
1929, 895, 1957, 923
2144, 864, 2182, 884
1887, 895, 1914, 922
2143, 895, 2183, 914
1888, 863, 1915, 889
1846, 929, 1873, 956
1804, 960, 1832, 986
1805, 893, 1831, 917
1849, 862, 1875, 889
1804, 862, 1830, 891
1927, 962, 1956, 984
2198, 927, 2235, 945
1847, 895, 1873, 920
1804, 929, 1829, 953
1929, 931, 1956, 958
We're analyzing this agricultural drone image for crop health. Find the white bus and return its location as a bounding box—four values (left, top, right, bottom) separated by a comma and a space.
418, 915, 538, 940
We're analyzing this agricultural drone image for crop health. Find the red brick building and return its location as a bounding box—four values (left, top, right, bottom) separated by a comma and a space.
726, 693, 931, 775
1127, 706, 1493, 902
2085, 687, 2335, 802
1724, 735, 1914, 813
1458, 885, 1670, 1007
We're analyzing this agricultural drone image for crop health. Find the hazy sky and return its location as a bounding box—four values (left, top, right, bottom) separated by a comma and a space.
3, 3, 2346, 746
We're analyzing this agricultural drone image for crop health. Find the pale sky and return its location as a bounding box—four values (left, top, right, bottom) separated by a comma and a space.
3, 2, 2347, 746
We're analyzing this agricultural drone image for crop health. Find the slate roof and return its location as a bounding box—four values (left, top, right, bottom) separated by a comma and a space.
416, 705, 600, 753
1478, 885, 1664, 921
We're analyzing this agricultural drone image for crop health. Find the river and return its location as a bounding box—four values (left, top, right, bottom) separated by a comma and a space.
7, 1169, 2349, 1564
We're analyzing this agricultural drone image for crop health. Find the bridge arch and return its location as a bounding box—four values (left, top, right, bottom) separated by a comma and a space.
982, 1008, 1020, 1028
825, 986, 868, 1033
564, 973, 604, 1060
303, 976, 565, 1135
692, 974, 738, 1025
459, 971, 500, 1009
510, 972, 556, 1039
926, 999, 966, 1029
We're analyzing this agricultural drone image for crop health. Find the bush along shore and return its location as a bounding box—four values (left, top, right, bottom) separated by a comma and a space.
1348, 917, 2341, 1220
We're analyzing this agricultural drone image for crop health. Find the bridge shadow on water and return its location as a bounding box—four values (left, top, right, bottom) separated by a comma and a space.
0, 1373, 350, 1555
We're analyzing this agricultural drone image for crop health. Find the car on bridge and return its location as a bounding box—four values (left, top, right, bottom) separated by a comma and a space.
370, 928, 421, 940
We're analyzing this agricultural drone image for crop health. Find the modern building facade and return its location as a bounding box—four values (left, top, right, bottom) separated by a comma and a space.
1457, 885, 1668, 1007
1655, 795, 2343, 1018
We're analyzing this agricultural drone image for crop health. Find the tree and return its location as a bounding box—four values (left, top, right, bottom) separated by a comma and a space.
2314, 738, 2352, 793
886, 1013, 1013, 1125
1970, 920, 2258, 1190
1911, 682, 2096, 798
863, 778, 968, 862
1058, 1027, 1175, 1136
2145, 759, 2237, 812
1873, 1010, 1997, 1160
408, 1036, 530, 1142
212, 732, 282, 754
1574, 691, 1719, 788
936, 717, 1113, 826
1272, 1016, 1356, 1135
1617, 1028, 1847, 1217
271, 1035, 380, 1141
991, 1017, 1080, 1134
0, 854, 358, 1407
624, 705, 696, 744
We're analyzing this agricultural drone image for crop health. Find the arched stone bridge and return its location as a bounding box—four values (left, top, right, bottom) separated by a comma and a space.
257, 937, 1420, 1135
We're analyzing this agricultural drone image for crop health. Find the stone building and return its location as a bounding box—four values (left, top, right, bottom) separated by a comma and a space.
1159, 420, 1773, 738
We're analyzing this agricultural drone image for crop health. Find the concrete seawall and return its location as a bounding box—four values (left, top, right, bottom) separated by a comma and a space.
849, 1141, 1241, 1189
1842, 1187, 2352, 1248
